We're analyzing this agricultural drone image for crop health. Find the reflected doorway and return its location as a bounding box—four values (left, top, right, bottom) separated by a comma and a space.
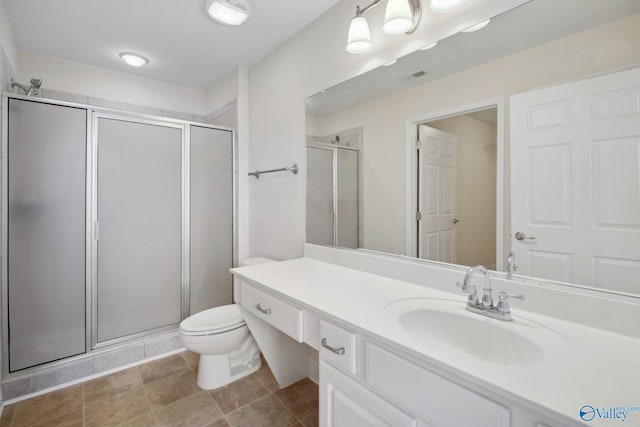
417, 107, 498, 269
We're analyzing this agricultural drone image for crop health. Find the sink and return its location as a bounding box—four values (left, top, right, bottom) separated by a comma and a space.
384, 298, 576, 367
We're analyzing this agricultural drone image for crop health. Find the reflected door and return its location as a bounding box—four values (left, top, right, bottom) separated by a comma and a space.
96, 117, 182, 342
510, 67, 640, 292
7, 99, 87, 371
417, 125, 457, 263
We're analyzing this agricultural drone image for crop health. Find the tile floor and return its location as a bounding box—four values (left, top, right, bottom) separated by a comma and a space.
0, 351, 319, 427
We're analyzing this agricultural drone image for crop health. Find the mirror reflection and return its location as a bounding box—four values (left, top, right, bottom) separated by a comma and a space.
305, 0, 640, 296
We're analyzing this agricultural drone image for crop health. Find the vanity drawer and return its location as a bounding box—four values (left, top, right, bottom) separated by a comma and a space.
320, 320, 357, 375
366, 343, 510, 427
240, 282, 303, 342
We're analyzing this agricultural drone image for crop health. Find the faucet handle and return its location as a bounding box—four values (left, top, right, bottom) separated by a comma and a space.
457, 283, 479, 305
496, 291, 524, 314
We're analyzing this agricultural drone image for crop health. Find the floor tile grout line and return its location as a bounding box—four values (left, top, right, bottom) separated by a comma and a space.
207, 393, 229, 427
135, 366, 159, 427
271, 392, 306, 426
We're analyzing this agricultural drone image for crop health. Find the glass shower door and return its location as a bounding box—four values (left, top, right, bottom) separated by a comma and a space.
7, 99, 87, 371
95, 117, 183, 343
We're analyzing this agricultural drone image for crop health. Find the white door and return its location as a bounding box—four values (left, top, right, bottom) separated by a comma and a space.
511, 67, 640, 293
418, 125, 458, 263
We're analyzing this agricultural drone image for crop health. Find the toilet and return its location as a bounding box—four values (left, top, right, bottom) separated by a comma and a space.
179, 257, 274, 389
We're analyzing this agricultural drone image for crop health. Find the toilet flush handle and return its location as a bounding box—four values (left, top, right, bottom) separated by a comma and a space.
256, 303, 271, 315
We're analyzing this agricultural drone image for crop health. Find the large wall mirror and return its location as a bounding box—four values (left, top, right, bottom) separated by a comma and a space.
305, 0, 640, 297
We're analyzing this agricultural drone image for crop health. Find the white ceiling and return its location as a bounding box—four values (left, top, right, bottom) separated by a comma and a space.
2, 0, 341, 89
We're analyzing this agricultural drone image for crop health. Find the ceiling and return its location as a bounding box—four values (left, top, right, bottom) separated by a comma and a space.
2, 0, 341, 89
307, 0, 640, 116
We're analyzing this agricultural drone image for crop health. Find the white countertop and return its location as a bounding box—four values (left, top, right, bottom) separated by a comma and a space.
231, 257, 640, 425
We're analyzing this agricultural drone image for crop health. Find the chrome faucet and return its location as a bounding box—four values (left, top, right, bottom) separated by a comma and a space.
457, 264, 524, 321
506, 252, 518, 279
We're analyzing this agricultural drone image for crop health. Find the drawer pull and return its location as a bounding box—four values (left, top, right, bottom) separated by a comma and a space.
321, 338, 345, 355
256, 303, 271, 314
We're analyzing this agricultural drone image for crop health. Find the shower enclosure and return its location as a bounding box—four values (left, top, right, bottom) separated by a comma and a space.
2, 95, 235, 374
306, 139, 360, 249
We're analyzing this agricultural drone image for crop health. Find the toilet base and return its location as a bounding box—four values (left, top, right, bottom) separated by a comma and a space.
197, 352, 262, 390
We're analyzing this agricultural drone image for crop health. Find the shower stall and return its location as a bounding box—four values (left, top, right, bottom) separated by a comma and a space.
306, 129, 361, 249
2, 95, 235, 375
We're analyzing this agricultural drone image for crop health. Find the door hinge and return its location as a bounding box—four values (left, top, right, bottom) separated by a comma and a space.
416, 140, 422, 150
416, 212, 422, 221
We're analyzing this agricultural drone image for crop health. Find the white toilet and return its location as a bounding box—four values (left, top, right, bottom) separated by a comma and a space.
179, 257, 274, 390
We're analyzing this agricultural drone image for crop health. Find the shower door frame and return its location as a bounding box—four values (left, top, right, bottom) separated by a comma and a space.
307, 142, 361, 247
1, 93, 238, 378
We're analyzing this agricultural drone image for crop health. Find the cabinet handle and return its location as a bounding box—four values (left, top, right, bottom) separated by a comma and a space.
321, 338, 345, 355
256, 303, 271, 314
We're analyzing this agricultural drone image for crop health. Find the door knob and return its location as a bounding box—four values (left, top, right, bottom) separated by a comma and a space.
453, 218, 460, 224
514, 231, 535, 241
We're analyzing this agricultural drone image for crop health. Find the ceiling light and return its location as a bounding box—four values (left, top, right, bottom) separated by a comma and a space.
429, 0, 464, 13
462, 19, 490, 32
346, 15, 372, 54
383, 59, 398, 66
206, 0, 250, 26
119, 52, 148, 67
383, 0, 414, 35
419, 41, 438, 50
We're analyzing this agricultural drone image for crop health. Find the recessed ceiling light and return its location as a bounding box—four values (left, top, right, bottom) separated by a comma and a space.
119, 52, 148, 67
462, 19, 490, 32
419, 41, 438, 51
206, 0, 251, 26
429, 0, 464, 13
383, 59, 398, 66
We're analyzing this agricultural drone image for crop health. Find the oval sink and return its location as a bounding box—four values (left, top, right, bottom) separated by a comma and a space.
398, 309, 544, 366
384, 298, 576, 367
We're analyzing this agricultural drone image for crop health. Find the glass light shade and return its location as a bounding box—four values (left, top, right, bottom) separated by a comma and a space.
429, 0, 464, 13
346, 16, 372, 54
462, 19, 490, 32
119, 52, 148, 67
206, 0, 250, 26
383, 0, 414, 35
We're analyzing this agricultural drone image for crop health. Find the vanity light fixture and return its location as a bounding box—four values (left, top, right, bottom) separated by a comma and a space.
206, 0, 251, 26
462, 18, 490, 32
429, 0, 464, 13
346, 0, 421, 54
119, 52, 148, 67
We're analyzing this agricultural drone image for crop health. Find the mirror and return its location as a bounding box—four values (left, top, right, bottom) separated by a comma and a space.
305, 0, 640, 297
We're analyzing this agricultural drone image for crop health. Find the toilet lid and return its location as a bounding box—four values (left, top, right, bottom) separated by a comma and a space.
180, 304, 245, 333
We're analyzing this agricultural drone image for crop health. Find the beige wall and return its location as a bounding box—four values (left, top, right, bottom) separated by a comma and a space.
428, 115, 497, 268
308, 14, 640, 258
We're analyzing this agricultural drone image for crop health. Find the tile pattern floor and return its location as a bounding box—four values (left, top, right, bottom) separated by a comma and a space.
0, 352, 319, 427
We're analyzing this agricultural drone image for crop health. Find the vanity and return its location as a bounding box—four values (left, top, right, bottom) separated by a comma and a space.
231, 244, 640, 427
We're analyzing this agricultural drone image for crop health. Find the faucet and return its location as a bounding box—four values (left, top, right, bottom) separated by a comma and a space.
506, 252, 518, 279
457, 264, 524, 321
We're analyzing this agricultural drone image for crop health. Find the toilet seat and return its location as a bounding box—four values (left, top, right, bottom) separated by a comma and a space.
180, 304, 246, 336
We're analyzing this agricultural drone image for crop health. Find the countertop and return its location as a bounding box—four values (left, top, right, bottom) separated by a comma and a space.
231, 257, 640, 425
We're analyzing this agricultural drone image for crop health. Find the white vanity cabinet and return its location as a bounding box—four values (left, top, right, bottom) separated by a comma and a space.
233, 272, 587, 427
319, 320, 510, 427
